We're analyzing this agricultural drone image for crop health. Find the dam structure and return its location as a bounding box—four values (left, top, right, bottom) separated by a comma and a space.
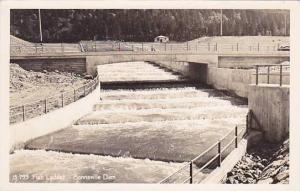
10, 61, 248, 183
9, 36, 289, 183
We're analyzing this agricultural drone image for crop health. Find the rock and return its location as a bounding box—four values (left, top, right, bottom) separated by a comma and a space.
84, 74, 93, 79
269, 167, 281, 177
271, 159, 286, 168
54, 70, 59, 73
42, 69, 48, 73
261, 159, 268, 166
255, 169, 262, 175
275, 171, 289, 182
257, 178, 274, 184
227, 171, 235, 177
245, 172, 254, 178
261, 167, 276, 178
277, 155, 284, 159
256, 162, 265, 169
247, 177, 255, 184
36, 74, 42, 78
226, 176, 236, 184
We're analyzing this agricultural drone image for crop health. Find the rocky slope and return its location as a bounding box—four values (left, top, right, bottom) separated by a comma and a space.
224, 139, 289, 184
10, 63, 91, 106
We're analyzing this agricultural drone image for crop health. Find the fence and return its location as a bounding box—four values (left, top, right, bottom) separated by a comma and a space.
11, 41, 288, 56
159, 122, 248, 184
254, 64, 290, 86
10, 75, 99, 124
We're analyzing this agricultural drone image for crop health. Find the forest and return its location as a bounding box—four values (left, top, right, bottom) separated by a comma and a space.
10, 9, 290, 43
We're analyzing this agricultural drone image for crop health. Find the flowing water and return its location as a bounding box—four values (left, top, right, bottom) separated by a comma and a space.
10, 61, 248, 183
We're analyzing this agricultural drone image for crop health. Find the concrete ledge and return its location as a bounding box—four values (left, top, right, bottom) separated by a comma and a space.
201, 138, 248, 184
10, 83, 100, 151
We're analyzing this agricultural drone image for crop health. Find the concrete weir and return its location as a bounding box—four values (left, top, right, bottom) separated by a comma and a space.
10, 61, 249, 183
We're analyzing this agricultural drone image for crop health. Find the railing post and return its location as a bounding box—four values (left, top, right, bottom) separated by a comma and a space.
235, 126, 238, 148
61, 93, 64, 107
35, 43, 38, 54
257, 43, 260, 52
142, 42, 144, 51
186, 42, 189, 51
189, 161, 193, 184
61, 43, 64, 53
267, 66, 270, 84
237, 43, 239, 52
208, 43, 210, 52
22, 105, 26, 121
279, 65, 283, 86
119, 42, 121, 51
74, 89, 76, 101
44, 99, 47, 113
94, 42, 97, 52
165, 43, 167, 51
246, 112, 249, 131
256, 65, 259, 85
215, 43, 218, 52
218, 141, 221, 167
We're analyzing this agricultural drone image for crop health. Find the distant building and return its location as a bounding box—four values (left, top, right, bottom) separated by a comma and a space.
154, 35, 169, 43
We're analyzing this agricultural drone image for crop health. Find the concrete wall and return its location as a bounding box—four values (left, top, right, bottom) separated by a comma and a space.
85, 53, 217, 76
218, 55, 290, 68
153, 61, 208, 83
248, 85, 289, 142
11, 58, 87, 74
10, 83, 100, 151
154, 61, 289, 98
154, 61, 251, 98
207, 66, 252, 98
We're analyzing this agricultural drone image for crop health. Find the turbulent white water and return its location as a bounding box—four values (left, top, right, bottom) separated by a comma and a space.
98, 61, 183, 82
10, 61, 248, 183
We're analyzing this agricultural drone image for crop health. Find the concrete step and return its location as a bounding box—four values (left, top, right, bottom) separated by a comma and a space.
76, 107, 248, 125
93, 97, 246, 111
99, 80, 204, 90
100, 88, 222, 100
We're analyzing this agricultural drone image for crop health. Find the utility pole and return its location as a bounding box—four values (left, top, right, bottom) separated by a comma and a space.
38, 9, 43, 42
284, 13, 287, 36
220, 9, 223, 36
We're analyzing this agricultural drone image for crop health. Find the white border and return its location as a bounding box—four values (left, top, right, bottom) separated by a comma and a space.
1, 1, 299, 191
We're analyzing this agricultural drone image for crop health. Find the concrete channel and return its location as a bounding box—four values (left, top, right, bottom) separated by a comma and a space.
10, 61, 248, 183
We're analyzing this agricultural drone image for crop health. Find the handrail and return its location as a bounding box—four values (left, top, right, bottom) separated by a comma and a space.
254, 64, 289, 86
159, 124, 246, 184
10, 74, 99, 124
10, 41, 289, 56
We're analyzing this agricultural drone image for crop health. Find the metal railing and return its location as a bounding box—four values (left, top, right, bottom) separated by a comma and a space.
159, 123, 247, 184
10, 75, 99, 124
10, 41, 288, 56
254, 64, 290, 86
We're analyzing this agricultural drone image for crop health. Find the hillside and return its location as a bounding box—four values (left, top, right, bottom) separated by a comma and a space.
11, 9, 289, 43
